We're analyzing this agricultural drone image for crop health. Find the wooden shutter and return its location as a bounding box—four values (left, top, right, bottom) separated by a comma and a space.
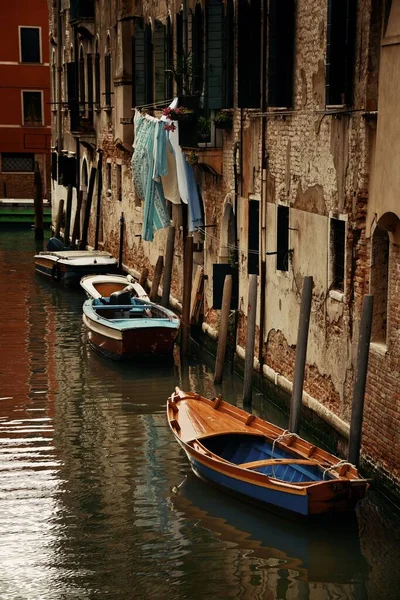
192, 4, 204, 97
238, 0, 261, 108
154, 21, 166, 103
207, 0, 224, 109
326, 0, 356, 106
134, 20, 146, 107
105, 53, 111, 107
95, 53, 100, 108
224, 0, 234, 108
268, 0, 295, 108
67, 62, 79, 130
145, 23, 154, 105
166, 18, 173, 99
87, 53, 93, 122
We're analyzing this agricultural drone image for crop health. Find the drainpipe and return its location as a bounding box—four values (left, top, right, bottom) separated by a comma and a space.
56, 0, 63, 153
258, 0, 269, 367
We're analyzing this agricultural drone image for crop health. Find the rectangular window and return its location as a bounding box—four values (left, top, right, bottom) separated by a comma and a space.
276, 205, 289, 271
268, 0, 296, 108
248, 199, 259, 275
330, 218, 345, 291
20, 27, 41, 63
326, 0, 357, 106
2, 152, 35, 172
105, 52, 112, 108
116, 164, 122, 202
22, 91, 43, 126
238, 0, 261, 108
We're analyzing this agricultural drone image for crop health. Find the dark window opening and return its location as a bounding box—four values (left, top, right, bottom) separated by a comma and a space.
225, 0, 234, 108
116, 164, 122, 202
207, 0, 224, 110
330, 218, 345, 291
371, 227, 389, 343
248, 199, 260, 275
238, 0, 261, 108
326, 0, 357, 106
95, 52, 100, 108
2, 152, 35, 172
105, 50, 112, 107
79, 47, 85, 114
59, 155, 77, 187
20, 27, 40, 63
176, 11, 184, 96
166, 18, 174, 100
276, 205, 289, 271
22, 91, 42, 126
51, 152, 58, 180
192, 3, 204, 97
268, 0, 296, 107
87, 53, 93, 122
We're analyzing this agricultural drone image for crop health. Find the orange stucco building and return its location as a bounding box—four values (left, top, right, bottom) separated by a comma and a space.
0, 1, 51, 200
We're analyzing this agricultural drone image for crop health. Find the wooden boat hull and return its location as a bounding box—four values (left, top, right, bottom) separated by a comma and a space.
34, 251, 119, 285
167, 390, 369, 518
83, 313, 179, 360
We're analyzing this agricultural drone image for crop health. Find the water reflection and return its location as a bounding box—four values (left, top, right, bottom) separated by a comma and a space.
169, 473, 369, 597
0, 231, 400, 599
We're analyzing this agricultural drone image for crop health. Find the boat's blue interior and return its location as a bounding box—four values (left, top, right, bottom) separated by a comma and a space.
201, 433, 330, 483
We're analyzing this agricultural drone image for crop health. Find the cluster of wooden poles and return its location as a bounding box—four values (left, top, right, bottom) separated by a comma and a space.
212, 271, 374, 469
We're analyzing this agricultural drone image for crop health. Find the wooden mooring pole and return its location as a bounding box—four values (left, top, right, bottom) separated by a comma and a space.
118, 212, 124, 270
181, 235, 193, 357
54, 199, 64, 239
214, 274, 232, 384
161, 226, 175, 307
64, 184, 73, 247
348, 295, 374, 467
79, 166, 96, 250
33, 161, 44, 241
150, 255, 164, 302
288, 276, 313, 434
71, 190, 83, 249
242, 274, 258, 404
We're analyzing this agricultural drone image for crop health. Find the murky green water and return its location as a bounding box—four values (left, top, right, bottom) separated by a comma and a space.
0, 230, 399, 600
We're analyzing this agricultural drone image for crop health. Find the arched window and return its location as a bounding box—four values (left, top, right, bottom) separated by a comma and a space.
133, 19, 153, 107
104, 35, 112, 108
371, 226, 390, 344
81, 159, 88, 190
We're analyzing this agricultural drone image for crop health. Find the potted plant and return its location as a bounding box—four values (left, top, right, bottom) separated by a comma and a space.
214, 110, 233, 130
197, 116, 211, 143
186, 150, 199, 166
166, 50, 201, 110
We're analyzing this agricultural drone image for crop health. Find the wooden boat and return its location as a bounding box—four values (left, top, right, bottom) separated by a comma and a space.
34, 250, 119, 285
167, 388, 369, 517
80, 273, 150, 302
82, 288, 180, 360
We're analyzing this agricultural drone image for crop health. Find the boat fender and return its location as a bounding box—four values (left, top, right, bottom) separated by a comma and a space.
51, 262, 61, 282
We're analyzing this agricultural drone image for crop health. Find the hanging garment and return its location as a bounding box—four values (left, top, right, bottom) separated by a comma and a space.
184, 158, 204, 232
131, 112, 170, 242
161, 138, 181, 204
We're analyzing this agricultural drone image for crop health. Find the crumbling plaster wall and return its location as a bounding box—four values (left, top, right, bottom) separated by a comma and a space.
260, 0, 375, 423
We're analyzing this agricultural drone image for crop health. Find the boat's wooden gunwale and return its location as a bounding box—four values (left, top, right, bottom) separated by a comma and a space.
170, 389, 363, 482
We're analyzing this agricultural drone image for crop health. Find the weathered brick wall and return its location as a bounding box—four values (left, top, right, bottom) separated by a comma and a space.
0, 174, 35, 199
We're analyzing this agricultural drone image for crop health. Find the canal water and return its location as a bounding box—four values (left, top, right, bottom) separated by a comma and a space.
0, 230, 399, 600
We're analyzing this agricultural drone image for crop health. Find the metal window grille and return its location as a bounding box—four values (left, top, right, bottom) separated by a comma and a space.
2, 153, 35, 172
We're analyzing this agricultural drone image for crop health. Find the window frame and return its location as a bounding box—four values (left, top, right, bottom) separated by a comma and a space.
276, 204, 290, 272
19, 26, 42, 64
21, 89, 44, 126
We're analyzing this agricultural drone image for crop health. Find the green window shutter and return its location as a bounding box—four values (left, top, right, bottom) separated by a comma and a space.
134, 21, 146, 107
154, 21, 166, 103
207, 0, 224, 109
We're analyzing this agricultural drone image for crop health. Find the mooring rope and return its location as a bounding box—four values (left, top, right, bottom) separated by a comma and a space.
322, 460, 354, 480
